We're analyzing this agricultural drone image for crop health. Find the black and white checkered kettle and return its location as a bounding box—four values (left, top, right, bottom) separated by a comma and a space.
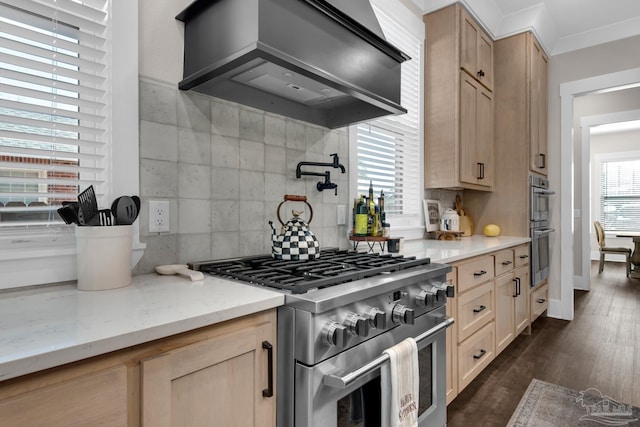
269, 195, 320, 261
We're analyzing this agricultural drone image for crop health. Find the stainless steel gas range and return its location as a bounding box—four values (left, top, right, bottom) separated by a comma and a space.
191, 249, 453, 427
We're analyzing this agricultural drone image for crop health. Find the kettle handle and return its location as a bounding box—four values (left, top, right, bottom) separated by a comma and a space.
277, 195, 313, 226
284, 194, 307, 202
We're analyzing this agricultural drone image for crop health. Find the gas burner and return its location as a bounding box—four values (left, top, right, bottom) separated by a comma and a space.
191, 248, 431, 294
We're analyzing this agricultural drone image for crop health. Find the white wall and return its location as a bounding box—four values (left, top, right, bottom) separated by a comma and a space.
547, 34, 640, 318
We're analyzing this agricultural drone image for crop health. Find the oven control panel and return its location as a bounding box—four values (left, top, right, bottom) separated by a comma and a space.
296, 273, 452, 364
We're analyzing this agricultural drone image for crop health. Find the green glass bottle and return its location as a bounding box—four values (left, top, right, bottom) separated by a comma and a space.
355, 195, 368, 236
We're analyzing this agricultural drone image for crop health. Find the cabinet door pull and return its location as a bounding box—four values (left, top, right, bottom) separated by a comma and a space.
536, 298, 546, 304
476, 69, 485, 78
501, 260, 512, 266
477, 162, 485, 180
473, 349, 487, 359
262, 341, 274, 398
473, 270, 487, 277
473, 305, 486, 313
540, 153, 546, 169
516, 277, 521, 296
512, 278, 518, 297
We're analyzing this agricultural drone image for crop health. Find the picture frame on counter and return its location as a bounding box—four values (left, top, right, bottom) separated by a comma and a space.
424, 199, 441, 232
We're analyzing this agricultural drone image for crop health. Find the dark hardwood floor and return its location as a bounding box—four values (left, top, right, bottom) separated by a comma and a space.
446, 261, 640, 426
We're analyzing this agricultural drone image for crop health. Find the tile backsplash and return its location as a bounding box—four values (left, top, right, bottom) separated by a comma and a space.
135, 77, 350, 274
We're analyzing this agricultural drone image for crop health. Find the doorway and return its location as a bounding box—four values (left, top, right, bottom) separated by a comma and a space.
559, 67, 640, 319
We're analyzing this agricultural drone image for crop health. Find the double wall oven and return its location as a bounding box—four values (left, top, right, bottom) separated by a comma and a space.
530, 175, 554, 287
191, 249, 453, 427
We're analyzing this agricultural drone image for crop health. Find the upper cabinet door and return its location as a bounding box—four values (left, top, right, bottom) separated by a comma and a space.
459, 72, 493, 189
460, 8, 493, 91
530, 38, 548, 175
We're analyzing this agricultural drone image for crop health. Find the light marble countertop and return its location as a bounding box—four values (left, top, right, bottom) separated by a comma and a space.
400, 235, 531, 264
0, 235, 529, 383
0, 274, 284, 382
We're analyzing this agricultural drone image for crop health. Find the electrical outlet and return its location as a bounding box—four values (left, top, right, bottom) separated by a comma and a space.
149, 200, 170, 233
337, 205, 346, 225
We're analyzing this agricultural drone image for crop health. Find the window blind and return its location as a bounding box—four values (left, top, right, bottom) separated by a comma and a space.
599, 158, 640, 231
0, 0, 109, 228
356, 7, 421, 217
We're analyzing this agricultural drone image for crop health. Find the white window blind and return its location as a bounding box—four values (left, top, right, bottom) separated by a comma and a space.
599, 158, 640, 231
0, 0, 109, 228
356, 7, 421, 218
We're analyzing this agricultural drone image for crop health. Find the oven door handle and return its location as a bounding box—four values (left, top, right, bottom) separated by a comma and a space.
533, 228, 555, 236
323, 317, 455, 389
533, 187, 555, 196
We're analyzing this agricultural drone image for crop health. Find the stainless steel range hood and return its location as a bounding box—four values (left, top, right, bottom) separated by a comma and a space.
176, 0, 410, 129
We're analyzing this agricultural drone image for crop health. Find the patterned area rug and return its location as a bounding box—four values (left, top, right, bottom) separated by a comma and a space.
507, 379, 640, 426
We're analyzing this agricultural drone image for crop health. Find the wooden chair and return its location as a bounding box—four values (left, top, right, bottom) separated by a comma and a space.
594, 221, 631, 277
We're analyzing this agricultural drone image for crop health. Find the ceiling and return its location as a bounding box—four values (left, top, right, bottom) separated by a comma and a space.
410, 0, 640, 56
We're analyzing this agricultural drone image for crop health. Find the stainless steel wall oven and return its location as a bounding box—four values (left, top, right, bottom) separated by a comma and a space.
191, 250, 453, 427
530, 175, 554, 287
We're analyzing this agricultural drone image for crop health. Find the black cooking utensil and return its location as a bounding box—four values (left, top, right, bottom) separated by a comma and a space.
57, 202, 79, 225
111, 196, 138, 225
98, 209, 112, 226
77, 185, 99, 226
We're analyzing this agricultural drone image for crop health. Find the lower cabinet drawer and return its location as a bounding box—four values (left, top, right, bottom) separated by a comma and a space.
457, 281, 494, 341
531, 282, 549, 321
458, 321, 495, 391
514, 244, 530, 268
494, 249, 515, 277
457, 255, 495, 293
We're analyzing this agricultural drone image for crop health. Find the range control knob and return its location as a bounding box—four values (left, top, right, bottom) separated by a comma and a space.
434, 282, 455, 299
364, 307, 387, 330
392, 304, 415, 325
442, 283, 455, 298
416, 288, 437, 306
344, 312, 369, 337
322, 321, 347, 347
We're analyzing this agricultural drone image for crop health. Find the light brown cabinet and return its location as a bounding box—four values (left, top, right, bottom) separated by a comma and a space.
450, 253, 495, 396
445, 269, 458, 405
424, 4, 494, 191
460, 7, 493, 91
531, 281, 549, 321
460, 72, 494, 187
494, 246, 530, 356
464, 31, 549, 236
0, 364, 129, 426
446, 243, 531, 404
141, 312, 276, 427
530, 38, 548, 175
0, 310, 277, 427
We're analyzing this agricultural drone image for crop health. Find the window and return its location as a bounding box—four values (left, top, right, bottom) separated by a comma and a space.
353, 4, 423, 229
599, 157, 640, 232
0, 0, 109, 231
0, 0, 140, 289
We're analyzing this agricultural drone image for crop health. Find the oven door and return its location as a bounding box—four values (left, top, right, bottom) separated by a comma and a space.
294, 308, 452, 427
530, 186, 554, 222
531, 227, 554, 287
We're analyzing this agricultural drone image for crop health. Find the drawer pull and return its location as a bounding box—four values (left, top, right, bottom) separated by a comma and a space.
473, 305, 487, 313
473, 349, 487, 360
473, 270, 487, 277
501, 260, 513, 266
536, 298, 546, 304
519, 255, 529, 259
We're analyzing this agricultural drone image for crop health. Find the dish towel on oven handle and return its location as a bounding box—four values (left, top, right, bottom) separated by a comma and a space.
381, 337, 419, 427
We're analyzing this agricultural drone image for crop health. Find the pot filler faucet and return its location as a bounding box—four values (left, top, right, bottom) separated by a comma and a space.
296, 153, 346, 195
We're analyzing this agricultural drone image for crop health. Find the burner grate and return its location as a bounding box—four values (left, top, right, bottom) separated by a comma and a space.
194, 248, 430, 293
